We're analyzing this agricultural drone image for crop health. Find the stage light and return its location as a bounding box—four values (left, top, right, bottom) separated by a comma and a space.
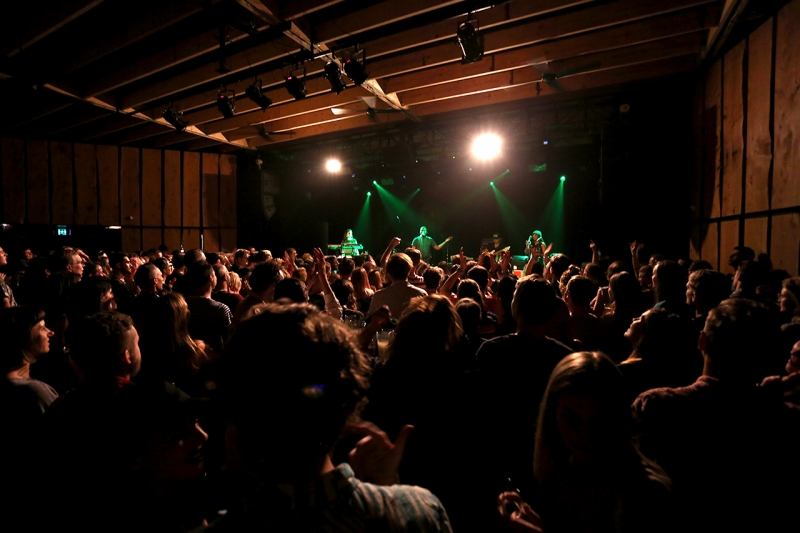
472, 133, 501, 160
457, 21, 484, 63
344, 50, 368, 85
490, 181, 494, 186
560, 175, 566, 182
373, 180, 377, 184
285, 72, 306, 100
217, 90, 235, 118
162, 109, 187, 131
324, 61, 346, 94
367, 192, 371, 196
325, 159, 342, 173
245, 81, 272, 110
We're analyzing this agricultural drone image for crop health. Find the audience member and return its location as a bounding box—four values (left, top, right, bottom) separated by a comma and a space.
368, 253, 426, 318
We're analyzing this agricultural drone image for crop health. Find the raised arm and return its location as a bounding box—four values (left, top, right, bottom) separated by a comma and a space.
630, 241, 644, 274
380, 237, 402, 270
314, 248, 342, 319
432, 235, 453, 251
590, 240, 601, 266
440, 247, 466, 296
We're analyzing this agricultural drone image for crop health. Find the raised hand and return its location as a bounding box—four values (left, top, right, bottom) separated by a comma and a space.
312, 248, 326, 272
345, 421, 413, 486
459, 247, 467, 270
590, 240, 597, 251
390, 237, 402, 248
497, 492, 544, 532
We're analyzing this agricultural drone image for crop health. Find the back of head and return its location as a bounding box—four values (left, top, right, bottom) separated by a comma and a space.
567, 276, 597, 308
703, 299, 779, 381
222, 303, 370, 472
455, 298, 481, 337
273, 278, 307, 303
466, 265, 490, 291
338, 257, 355, 277
385, 253, 413, 281
736, 260, 766, 292
212, 263, 229, 285
688, 269, 732, 315
133, 263, 159, 289
633, 309, 685, 363
456, 278, 482, 306
205, 252, 220, 265
68, 278, 113, 319
423, 267, 443, 290
248, 260, 284, 294
584, 263, 605, 285
0, 307, 45, 372
183, 249, 206, 267
512, 277, 558, 326
331, 279, 355, 308
655, 260, 687, 303
534, 351, 632, 484
390, 295, 463, 365
689, 259, 714, 273
179, 261, 213, 296
69, 312, 137, 379
610, 271, 644, 316
404, 247, 422, 266
550, 254, 572, 279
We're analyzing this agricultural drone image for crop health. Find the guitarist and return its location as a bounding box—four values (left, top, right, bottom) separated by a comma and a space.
486, 234, 510, 262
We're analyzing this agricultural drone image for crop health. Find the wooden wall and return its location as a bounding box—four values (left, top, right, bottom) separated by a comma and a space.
0, 139, 238, 252
691, 0, 800, 276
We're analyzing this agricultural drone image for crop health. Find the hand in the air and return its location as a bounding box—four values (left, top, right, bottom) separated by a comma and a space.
390, 237, 402, 248
345, 421, 413, 486
590, 240, 597, 251
497, 492, 543, 532
459, 247, 467, 269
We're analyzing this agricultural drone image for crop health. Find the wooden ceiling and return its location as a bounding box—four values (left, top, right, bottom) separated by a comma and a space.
0, 0, 725, 152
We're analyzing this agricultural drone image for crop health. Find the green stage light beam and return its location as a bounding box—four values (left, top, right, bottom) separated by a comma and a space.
374, 182, 422, 229
537, 179, 565, 251
491, 183, 530, 243
354, 192, 371, 246
402, 187, 421, 204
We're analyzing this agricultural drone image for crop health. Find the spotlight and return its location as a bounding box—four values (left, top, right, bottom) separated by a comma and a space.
367, 192, 371, 196
560, 175, 566, 182
472, 133, 501, 160
457, 20, 484, 63
285, 69, 306, 100
324, 61, 346, 94
490, 181, 494, 186
216, 90, 235, 118
325, 159, 342, 173
344, 48, 368, 85
373, 180, 377, 184
245, 80, 272, 110
162, 109, 187, 132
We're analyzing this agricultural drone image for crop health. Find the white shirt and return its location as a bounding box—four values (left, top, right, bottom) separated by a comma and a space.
368, 280, 427, 318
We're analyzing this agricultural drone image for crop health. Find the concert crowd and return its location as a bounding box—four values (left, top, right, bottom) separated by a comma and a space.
1, 236, 799, 532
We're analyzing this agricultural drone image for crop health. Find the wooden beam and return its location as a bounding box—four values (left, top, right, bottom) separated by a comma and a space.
247, 112, 407, 147
99, 122, 174, 145
248, 55, 695, 146
71, 114, 148, 141
381, 12, 714, 94
201, 86, 372, 134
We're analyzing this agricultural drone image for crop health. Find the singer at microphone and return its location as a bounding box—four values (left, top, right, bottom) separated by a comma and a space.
411, 225, 452, 264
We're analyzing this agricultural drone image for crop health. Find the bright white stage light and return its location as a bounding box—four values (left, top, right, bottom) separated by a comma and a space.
325, 158, 342, 172
472, 133, 502, 160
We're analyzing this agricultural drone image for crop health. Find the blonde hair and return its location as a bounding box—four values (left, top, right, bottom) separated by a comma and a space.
228, 271, 242, 293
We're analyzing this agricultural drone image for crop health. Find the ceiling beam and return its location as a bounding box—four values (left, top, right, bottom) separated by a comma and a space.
247, 54, 695, 147
248, 112, 407, 147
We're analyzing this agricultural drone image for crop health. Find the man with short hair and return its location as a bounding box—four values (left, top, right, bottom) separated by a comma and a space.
130, 263, 163, 322
368, 253, 426, 318
565, 275, 602, 350
213, 303, 453, 532
475, 278, 572, 490
183, 262, 232, 352
634, 298, 799, 532
411, 226, 452, 265
108, 252, 134, 315
231, 249, 249, 273
0, 246, 16, 307
686, 269, 731, 328
183, 249, 206, 268
338, 257, 355, 281
232, 260, 285, 327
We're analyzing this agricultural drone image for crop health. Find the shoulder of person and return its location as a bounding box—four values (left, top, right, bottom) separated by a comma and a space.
354, 481, 452, 531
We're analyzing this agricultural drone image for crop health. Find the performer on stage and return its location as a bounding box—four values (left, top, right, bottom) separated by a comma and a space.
411, 226, 452, 264
341, 228, 358, 246
486, 233, 510, 262
525, 230, 550, 263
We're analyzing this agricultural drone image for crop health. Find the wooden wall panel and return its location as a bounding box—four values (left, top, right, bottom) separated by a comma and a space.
120, 147, 140, 226
50, 141, 74, 224
1, 138, 26, 224
97, 145, 119, 226
221, 228, 237, 252
743, 216, 768, 258
773, 1, 800, 209
74, 143, 98, 225
121, 227, 141, 253
141, 148, 162, 227
203, 227, 220, 252
700, 222, 719, 270
219, 154, 237, 228
704, 60, 722, 219
182, 152, 200, 228
771, 213, 800, 274
183, 227, 200, 250
691, 80, 704, 222
719, 219, 739, 274
722, 41, 744, 217
163, 228, 181, 252
202, 153, 219, 229
163, 150, 181, 226
26, 140, 49, 224
141, 228, 162, 251
746, 20, 773, 213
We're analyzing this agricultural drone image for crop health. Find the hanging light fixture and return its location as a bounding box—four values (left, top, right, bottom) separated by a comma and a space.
285, 67, 306, 100
162, 108, 187, 131
457, 19, 484, 63
324, 61, 347, 94
343, 48, 368, 85
216, 88, 235, 118
245, 79, 272, 110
